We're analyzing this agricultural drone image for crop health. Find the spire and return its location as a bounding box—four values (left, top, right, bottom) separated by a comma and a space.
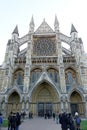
12, 25, 19, 36
70, 24, 77, 34
29, 15, 35, 32
54, 15, 59, 32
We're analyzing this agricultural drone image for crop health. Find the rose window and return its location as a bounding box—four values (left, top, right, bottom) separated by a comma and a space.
33, 39, 56, 56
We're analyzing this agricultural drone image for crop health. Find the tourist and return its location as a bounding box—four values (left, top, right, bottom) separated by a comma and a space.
16, 112, 21, 130
44, 112, 47, 119
8, 112, 13, 130
52, 112, 55, 121
10, 113, 17, 130
75, 113, 81, 130
67, 113, 75, 130
59, 112, 68, 130
0, 113, 3, 130
55, 112, 59, 124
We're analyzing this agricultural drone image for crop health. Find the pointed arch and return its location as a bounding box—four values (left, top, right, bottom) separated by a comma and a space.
69, 89, 85, 117
31, 81, 58, 102
6, 89, 21, 115
69, 88, 84, 102
47, 67, 59, 84
65, 67, 77, 92
29, 77, 60, 98
7, 87, 21, 101
30, 68, 42, 84
12, 68, 24, 86
29, 80, 60, 116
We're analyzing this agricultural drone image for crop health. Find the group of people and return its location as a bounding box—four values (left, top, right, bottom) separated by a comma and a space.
8, 112, 21, 130
44, 111, 52, 119
0, 110, 82, 130
52, 111, 81, 130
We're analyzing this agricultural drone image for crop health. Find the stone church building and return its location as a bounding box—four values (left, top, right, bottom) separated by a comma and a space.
0, 16, 87, 117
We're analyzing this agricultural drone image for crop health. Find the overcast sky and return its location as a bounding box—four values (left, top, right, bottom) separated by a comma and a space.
0, 0, 87, 65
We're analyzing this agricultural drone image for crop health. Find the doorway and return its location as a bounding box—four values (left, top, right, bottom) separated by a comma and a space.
70, 103, 78, 116
38, 102, 52, 117
7, 92, 20, 115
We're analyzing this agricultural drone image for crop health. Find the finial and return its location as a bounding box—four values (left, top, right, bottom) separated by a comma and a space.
12, 25, 19, 36
54, 15, 59, 32
29, 15, 35, 32
70, 24, 77, 34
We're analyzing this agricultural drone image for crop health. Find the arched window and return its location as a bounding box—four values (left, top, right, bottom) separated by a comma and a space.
47, 69, 59, 83
67, 72, 73, 85
30, 69, 42, 83
13, 69, 24, 86
17, 73, 23, 85
65, 69, 76, 91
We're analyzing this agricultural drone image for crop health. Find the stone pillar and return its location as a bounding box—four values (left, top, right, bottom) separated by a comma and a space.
60, 96, 64, 112
65, 96, 69, 113
85, 96, 87, 117
25, 100, 29, 117
23, 66, 30, 93
56, 34, 66, 93
59, 66, 66, 93
23, 40, 31, 93
2, 99, 7, 117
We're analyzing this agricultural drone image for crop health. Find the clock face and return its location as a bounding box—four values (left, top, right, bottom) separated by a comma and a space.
33, 38, 56, 56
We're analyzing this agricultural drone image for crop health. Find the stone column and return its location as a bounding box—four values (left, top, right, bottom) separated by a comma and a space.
56, 34, 66, 93
60, 96, 64, 112
65, 96, 69, 113
23, 40, 31, 93
2, 99, 7, 117
85, 96, 87, 117
25, 99, 29, 117
23, 66, 30, 93
59, 66, 66, 93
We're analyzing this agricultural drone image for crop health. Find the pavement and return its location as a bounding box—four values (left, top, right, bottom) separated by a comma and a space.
2, 117, 62, 130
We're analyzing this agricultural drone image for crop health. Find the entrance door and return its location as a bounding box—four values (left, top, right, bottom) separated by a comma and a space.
7, 92, 20, 116
38, 102, 52, 117
38, 102, 44, 117
71, 103, 78, 116
45, 102, 52, 117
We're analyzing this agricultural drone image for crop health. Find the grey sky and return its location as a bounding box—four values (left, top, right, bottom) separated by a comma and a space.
0, 0, 87, 64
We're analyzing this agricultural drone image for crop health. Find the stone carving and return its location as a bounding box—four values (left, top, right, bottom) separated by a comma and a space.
33, 39, 56, 56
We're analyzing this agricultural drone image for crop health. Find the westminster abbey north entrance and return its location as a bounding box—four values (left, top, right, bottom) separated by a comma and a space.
30, 82, 59, 116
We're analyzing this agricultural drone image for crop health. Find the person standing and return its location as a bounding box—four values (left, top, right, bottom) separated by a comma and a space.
10, 113, 17, 130
0, 113, 3, 130
16, 112, 21, 130
75, 114, 81, 130
8, 112, 13, 130
59, 112, 68, 130
55, 112, 59, 124
67, 113, 75, 130
52, 112, 55, 121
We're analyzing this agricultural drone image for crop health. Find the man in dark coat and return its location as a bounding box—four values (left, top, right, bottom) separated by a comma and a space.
67, 113, 75, 130
10, 113, 17, 130
59, 112, 68, 130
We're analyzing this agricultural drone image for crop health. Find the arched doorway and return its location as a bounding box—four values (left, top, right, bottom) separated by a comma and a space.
30, 82, 59, 117
7, 92, 20, 115
70, 91, 85, 117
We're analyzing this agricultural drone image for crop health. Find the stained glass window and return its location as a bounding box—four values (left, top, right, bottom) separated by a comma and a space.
33, 39, 56, 56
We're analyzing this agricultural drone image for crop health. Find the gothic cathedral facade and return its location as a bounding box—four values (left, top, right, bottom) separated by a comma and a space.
0, 16, 87, 117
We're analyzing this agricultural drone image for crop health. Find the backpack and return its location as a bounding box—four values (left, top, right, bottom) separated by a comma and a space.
76, 117, 81, 125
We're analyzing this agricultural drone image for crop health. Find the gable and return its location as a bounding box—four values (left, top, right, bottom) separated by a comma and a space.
35, 19, 54, 34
